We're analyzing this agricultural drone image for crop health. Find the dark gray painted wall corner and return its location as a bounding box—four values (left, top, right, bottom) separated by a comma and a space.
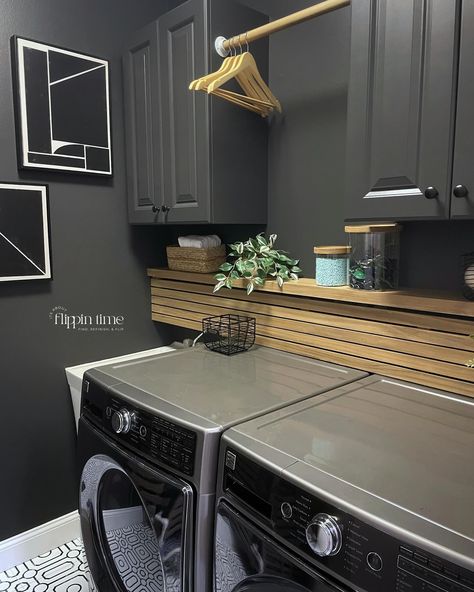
0, 0, 172, 540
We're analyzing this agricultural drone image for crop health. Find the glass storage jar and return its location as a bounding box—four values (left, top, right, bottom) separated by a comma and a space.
314, 246, 351, 286
345, 224, 401, 291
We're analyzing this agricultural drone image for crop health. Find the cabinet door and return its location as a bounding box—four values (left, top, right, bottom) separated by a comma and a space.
345, 0, 458, 220
451, 0, 474, 219
123, 23, 162, 224
158, 0, 211, 223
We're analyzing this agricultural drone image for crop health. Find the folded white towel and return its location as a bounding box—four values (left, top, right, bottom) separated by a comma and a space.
178, 234, 222, 249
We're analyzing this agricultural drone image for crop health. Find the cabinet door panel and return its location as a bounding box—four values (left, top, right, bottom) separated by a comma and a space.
451, 0, 474, 219
123, 22, 162, 223
346, 0, 457, 220
159, 0, 210, 223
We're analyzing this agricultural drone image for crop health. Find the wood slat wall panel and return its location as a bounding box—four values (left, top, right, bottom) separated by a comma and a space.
151, 298, 471, 364
151, 279, 474, 334
152, 287, 472, 351
148, 270, 474, 398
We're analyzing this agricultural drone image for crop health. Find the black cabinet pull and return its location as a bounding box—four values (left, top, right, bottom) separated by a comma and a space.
424, 186, 439, 199
161, 205, 170, 213
453, 184, 468, 198
151, 205, 160, 213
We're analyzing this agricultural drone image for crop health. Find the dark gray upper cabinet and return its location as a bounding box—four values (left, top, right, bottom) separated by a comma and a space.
451, 0, 474, 219
158, 0, 210, 223
345, 0, 458, 221
123, 0, 268, 225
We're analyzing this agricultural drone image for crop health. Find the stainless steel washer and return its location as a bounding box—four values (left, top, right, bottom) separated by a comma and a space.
216, 375, 474, 591
77, 346, 366, 591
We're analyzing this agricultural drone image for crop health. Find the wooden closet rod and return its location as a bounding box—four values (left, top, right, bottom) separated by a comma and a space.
215, 0, 350, 56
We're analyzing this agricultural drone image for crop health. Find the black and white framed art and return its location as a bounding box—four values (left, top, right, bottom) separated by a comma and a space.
0, 183, 51, 282
11, 37, 112, 176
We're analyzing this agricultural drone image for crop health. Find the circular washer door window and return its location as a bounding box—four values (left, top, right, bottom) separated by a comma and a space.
98, 468, 165, 592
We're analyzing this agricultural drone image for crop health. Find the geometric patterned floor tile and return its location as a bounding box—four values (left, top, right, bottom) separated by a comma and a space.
0, 538, 90, 592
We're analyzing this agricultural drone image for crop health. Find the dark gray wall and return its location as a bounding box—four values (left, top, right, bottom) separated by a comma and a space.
243, 0, 474, 292
0, 0, 178, 541
266, 1, 350, 279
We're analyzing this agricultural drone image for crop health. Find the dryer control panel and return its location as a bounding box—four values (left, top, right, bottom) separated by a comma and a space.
82, 376, 196, 476
222, 447, 474, 592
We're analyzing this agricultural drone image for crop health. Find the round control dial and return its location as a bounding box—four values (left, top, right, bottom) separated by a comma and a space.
111, 408, 131, 434
280, 502, 293, 519
306, 513, 342, 557
367, 552, 383, 572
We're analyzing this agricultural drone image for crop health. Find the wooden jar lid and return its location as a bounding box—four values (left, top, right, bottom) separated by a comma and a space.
314, 245, 352, 255
344, 223, 402, 233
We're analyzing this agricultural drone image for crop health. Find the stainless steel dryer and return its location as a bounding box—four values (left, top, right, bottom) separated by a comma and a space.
215, 375, 474, 592
77, 346, 366, 592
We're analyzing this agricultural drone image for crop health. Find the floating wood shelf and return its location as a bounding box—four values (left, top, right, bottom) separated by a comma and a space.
147, 268, 474, 398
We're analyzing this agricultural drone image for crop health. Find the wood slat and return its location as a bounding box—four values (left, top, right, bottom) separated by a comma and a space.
148, 268, 474, 318
152, 313, 474, 397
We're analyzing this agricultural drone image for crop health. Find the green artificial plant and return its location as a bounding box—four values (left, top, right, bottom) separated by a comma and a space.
214, 233, 302, 295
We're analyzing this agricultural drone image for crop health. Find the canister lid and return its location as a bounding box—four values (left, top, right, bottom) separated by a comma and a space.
344, 223, 402, 233
314, 245, 352, 255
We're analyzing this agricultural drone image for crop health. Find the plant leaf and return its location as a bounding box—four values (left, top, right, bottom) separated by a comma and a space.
247, 281, 255, 295
219, 262, 233, 272
213, 281, 225, 293
215, 273, 227, 281
276, 275, 284, 288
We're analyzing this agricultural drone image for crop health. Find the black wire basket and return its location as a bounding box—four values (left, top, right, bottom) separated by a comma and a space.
462, 251, 474, 301
202, 314, 256, 355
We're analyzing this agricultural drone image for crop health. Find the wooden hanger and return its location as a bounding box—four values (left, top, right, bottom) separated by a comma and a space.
212, 88, 273, 116
206, 52, 281, 112
190, 54, 236, 91
189, 50, 280, 117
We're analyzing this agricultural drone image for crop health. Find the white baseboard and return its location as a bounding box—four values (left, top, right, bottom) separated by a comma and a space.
0, 510, 81, 573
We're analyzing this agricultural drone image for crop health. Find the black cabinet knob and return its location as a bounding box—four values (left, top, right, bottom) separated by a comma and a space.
453, 184, 468, 198
161, 205, 170, 213
151, 205, 160, 213
424, 186, 439, 199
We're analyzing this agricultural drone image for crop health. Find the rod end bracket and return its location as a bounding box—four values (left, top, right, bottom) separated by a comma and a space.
215, 36, 230, 57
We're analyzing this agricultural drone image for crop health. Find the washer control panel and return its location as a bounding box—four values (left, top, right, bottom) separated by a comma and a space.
223, 447, 474, 592
82, 378, 196, 476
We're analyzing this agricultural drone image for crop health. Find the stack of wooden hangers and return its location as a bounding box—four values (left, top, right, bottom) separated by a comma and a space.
189, 47, 281, 118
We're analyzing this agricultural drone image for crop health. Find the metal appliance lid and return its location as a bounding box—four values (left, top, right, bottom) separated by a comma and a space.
228, 375, 474, 565
89, 346, 366, 430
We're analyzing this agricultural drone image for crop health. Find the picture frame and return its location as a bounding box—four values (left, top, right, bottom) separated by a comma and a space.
0, 182, 52, 282
11, 36, 112, 176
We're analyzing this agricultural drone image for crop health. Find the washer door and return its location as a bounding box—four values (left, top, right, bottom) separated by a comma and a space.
80, 453, 193, 592
215, 502, 346, 592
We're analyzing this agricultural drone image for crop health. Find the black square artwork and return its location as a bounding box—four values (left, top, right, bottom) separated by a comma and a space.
0, 183, 51, 282
11, 37, 112, 176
